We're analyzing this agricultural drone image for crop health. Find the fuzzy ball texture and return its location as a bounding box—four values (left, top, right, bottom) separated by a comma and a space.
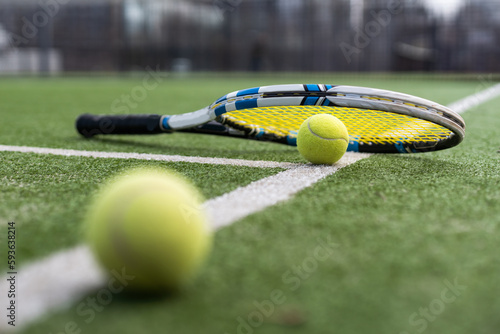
297, 114, 349, 165
86, 168, 212, 293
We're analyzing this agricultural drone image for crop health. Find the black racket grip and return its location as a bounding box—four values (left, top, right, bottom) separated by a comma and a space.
76, 114, 165, 138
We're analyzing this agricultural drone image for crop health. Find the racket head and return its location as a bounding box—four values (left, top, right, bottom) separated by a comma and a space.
205, 84, 465, 153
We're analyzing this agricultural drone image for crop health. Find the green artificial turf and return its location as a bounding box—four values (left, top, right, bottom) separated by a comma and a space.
0, 74, 499, 334
0, 152, 281, 265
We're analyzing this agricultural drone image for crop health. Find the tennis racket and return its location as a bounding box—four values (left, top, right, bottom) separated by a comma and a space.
76, 84, 465, 153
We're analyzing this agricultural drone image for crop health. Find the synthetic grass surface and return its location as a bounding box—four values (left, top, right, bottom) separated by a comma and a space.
0, 74, 499, 334
0, 152, 281, 265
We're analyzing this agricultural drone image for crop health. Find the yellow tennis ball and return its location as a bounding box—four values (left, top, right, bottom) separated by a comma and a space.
85, 168, 212, 293
297, 114, 349, 165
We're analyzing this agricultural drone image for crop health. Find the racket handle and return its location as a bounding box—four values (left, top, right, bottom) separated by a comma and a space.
76, 114, 165, 138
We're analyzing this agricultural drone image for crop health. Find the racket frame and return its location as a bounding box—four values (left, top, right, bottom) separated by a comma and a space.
160, 84, 465, 152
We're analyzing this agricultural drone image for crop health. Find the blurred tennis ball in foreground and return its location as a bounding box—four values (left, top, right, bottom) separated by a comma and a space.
297, 114, 349, 165
86, 168, 212, 293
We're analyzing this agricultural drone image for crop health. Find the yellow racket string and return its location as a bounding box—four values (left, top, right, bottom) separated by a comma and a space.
222, 106, 453, 144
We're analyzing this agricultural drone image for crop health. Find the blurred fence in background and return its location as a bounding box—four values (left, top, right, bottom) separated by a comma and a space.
0, 0, 499, 74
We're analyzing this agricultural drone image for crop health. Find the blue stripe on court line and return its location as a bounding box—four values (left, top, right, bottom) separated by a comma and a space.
237, 87, 260, 96
235, 99, 258, 110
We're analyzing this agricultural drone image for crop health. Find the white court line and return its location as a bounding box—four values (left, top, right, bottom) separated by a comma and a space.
447, 83, 500, 114
0, 145, 299, 169
206, 153, 370, 230
2, 246, 106, 332
1, 85, 499, 332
